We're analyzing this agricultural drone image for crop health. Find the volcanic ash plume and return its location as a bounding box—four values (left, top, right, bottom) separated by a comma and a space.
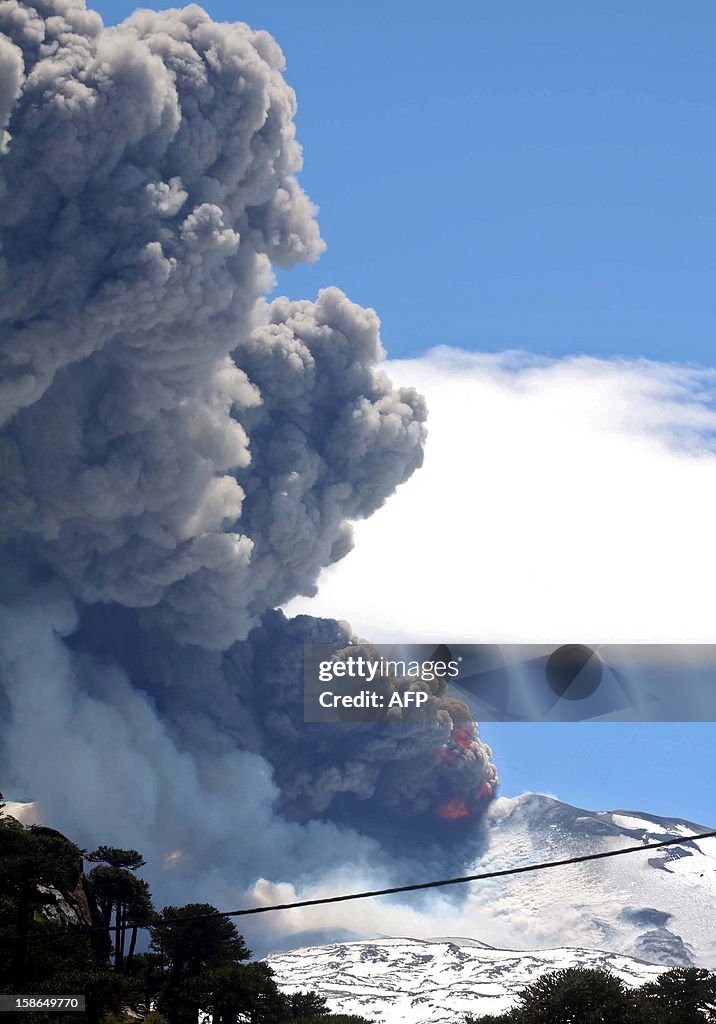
0, 0, 496, 909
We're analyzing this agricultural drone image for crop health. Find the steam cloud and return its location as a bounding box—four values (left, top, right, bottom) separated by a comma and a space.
0, 0, 497, 931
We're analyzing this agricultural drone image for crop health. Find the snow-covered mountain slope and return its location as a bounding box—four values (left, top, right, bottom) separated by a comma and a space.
263, 796, 716, 968
466, 794, 716, 967
265, 798, 716, 1023
266, 937, 666, 1024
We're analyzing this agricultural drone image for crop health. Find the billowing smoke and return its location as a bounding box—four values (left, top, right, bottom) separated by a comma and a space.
0, 0, 496, 930
69, 609, 497, 832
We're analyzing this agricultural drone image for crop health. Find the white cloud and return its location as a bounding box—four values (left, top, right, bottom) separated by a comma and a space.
286, 349, 716, 643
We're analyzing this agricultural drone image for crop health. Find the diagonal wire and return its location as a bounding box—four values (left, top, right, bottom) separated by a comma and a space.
3, 828, 715, 944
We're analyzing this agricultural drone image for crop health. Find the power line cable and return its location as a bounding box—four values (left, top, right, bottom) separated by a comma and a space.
3, 828, 715, 944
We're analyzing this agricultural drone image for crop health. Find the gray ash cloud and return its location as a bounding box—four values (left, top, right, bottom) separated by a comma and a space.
0, 0, 496, 912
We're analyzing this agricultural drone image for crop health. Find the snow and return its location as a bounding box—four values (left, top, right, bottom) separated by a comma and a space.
465, 795, 716, 966
610, 814, 657, 832
266, 937, 666, 1024
265, 797, 716, 1024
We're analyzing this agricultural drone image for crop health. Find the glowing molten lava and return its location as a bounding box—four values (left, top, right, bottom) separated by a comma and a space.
451, 724, 474, 750
433, 717, 497, 820
436, 780, 494, 820
437, 797, 472, 820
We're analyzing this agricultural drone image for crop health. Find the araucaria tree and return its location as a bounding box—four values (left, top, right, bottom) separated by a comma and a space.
86, 846, 154, 972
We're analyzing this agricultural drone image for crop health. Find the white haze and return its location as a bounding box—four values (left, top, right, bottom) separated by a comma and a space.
287, 349, 716, 644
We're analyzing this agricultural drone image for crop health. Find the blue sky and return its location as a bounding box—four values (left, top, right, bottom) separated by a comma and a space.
94, 0, 716, 826
96, 0, 716, 364
480, 722, 715, 825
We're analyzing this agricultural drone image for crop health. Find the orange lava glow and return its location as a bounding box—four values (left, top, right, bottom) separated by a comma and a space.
436, 781, 495, 821
451, 725, 474, 750
436, 797, 472, 820
432, 719, 497, 820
